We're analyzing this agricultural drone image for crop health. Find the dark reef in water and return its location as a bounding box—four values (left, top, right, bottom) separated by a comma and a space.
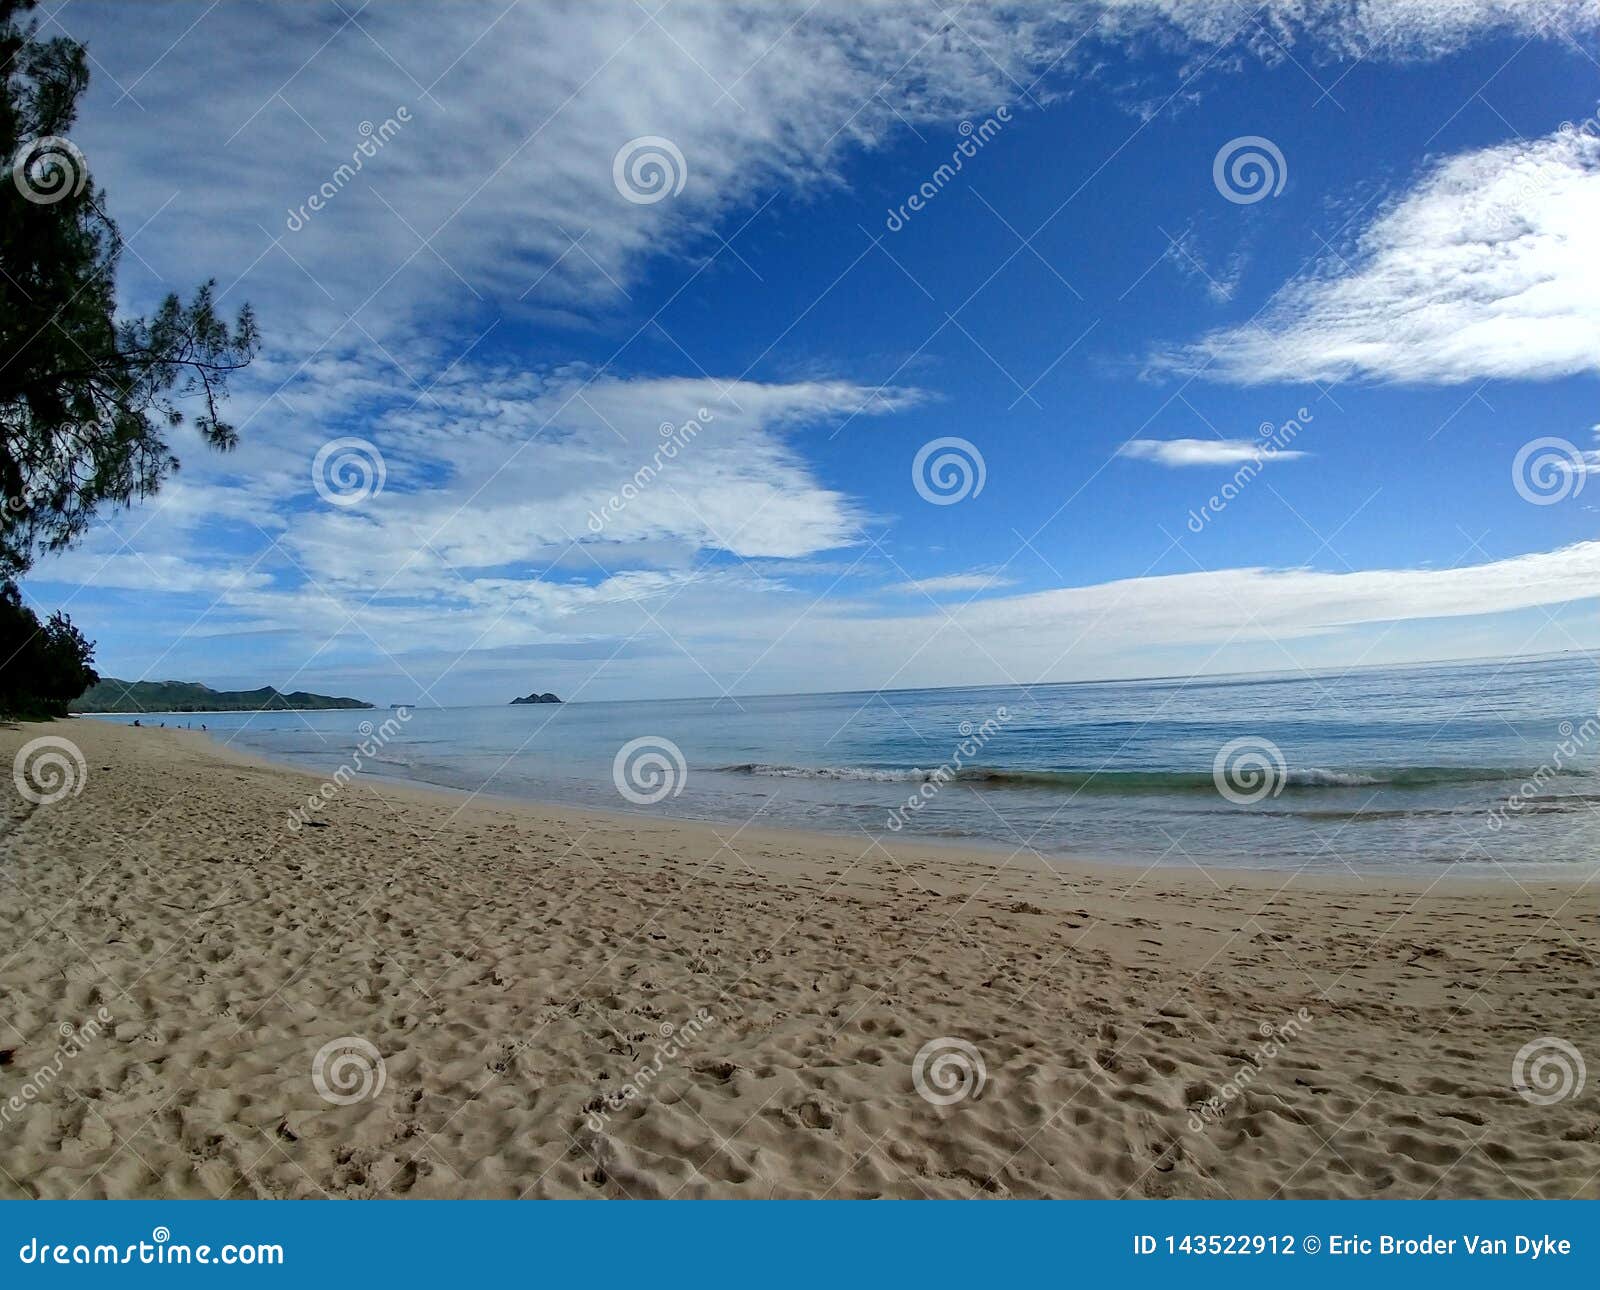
511, 691, 562, 704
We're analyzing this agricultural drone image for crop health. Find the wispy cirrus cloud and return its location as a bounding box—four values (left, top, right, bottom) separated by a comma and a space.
1158, 127, 1600, 386
66, 1, 1600, 348
1090, 0, 1600, 60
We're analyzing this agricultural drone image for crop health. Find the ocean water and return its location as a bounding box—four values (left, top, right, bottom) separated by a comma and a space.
94, 653, 1600, 875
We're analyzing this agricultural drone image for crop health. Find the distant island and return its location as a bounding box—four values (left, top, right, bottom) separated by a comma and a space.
510, 691, 562, 705
71, 679, 375, 714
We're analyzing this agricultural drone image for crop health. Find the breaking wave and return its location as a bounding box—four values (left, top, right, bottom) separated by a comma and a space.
710, 762, 1570, 793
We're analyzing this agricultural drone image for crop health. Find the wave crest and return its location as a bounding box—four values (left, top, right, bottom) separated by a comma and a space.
711, 762, 1564, 793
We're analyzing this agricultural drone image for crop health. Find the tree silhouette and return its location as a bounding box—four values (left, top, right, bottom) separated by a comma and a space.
0, 582, 96, 717
0, 0, 259, 581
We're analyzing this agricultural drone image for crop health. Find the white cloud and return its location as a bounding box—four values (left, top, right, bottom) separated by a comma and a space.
38, 368, 923, 597
718, 538, 1600, 690
1100, 0, 1600, 59
956, 541, 1600, 647
890, 572, 1019, 595
1161, 127, 1600, 385
61, 2, 1600, 345
1119, 437, 1307, 466
57, 2, 1600, 393
1161, 228, 1245, 302
65, 2, 1088, 342
48, 537, 1600, 701
21, 551, 274, 600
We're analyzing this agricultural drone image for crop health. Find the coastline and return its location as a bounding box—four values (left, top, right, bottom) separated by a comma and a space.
193, 717, 1600, 892
3, 717, 1597, 1198
91, 709, 1600, 886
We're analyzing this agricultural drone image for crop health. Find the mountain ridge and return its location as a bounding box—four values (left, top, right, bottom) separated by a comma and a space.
70, 679, 374, 714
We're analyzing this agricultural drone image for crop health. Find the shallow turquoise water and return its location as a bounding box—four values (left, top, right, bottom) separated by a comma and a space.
93, 652, 1600, 874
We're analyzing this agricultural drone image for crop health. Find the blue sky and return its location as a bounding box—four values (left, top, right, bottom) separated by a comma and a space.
20, 0, 1600, 703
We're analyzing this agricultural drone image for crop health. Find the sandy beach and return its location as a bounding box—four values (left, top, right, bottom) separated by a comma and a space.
1, 717, 1596, 1199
